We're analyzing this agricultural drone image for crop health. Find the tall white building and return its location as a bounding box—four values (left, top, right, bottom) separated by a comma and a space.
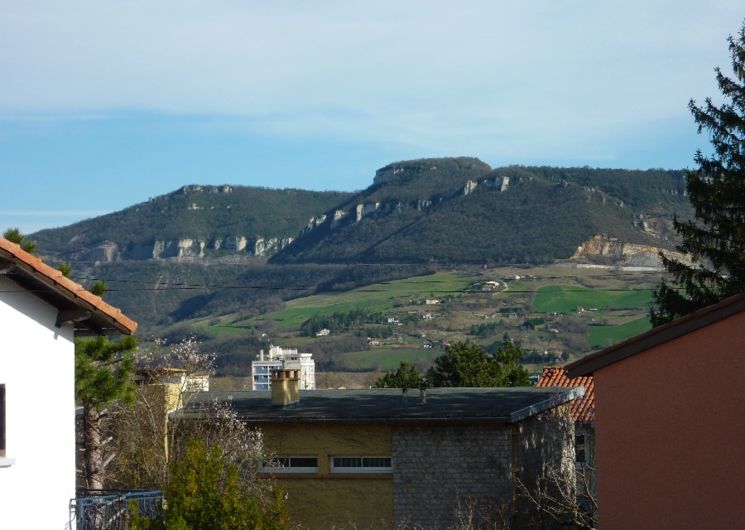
252, 345, 315, 391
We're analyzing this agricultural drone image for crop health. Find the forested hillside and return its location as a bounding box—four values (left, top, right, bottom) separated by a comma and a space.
31, 185, 353, 262
272, 158, 690, 265
28, 157, 692, 345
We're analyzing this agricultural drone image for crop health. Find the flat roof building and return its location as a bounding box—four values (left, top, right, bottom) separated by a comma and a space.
179, 384, 583, 529
251, 345, 315, 391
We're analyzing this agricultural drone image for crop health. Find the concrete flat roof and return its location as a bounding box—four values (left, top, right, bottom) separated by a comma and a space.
177, 387, 583, 424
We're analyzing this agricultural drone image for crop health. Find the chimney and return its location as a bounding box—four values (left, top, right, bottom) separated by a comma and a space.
419, 378, 428, 404
271, 368, 300, 407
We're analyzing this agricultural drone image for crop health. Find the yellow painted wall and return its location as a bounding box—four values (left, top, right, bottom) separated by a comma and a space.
260, 423, 394, 530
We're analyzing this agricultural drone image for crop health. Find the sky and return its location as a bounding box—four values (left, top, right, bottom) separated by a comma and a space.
1, 1, 742, 233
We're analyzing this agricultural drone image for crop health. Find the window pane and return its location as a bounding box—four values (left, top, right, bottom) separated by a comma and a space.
575, 435, 586, 464
331, 456, 392, 472
290, 457, 318, 468
261, 456, 318, 473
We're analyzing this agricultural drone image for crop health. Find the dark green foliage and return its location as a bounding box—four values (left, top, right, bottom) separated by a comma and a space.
58, 261, 73, 278
361, 325, 393, 339
30, 186, 352, 261
374, 361, 423, 388
132, 438, 289, 530
426, 340, 530, 387
469, 321, 503, 337
273, 160, 689, 266
300, 309, 384, 336
77, 335, 138, 489
75, 336, 137, 409
89, 279, 108, 297
3, 227, 38, 254
652, 22, 745, 325
525, 166, 687, 210
82, 261, 430, 334
521, 317, 545, 330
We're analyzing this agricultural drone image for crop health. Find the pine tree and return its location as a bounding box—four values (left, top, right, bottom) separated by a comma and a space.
76, 335, 137, 490
374, 361, 423, 389
652, 21, 745, 325
3, 227, 37, 254
58, 261, 73, 278
426, 341, 529, 387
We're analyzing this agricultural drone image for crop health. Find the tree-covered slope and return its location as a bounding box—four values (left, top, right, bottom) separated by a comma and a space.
272, 159, 691, 265
31, 185, 353, 261
29, 157, 690, 267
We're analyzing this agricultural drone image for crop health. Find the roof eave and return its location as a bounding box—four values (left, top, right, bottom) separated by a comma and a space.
509, 387, 584, 422
0, 240, 137, 336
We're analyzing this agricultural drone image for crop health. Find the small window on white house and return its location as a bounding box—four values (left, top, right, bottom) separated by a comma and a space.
260, 456, 318, 473
0, 385, 5, 457
575, 434, 586, 464
330, 456, 392, 473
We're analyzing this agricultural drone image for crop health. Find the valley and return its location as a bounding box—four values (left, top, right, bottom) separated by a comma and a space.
26, 157, 689, 388
163, 264, 660, 387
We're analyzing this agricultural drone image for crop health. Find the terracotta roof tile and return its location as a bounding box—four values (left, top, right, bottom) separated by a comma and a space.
536, 366, 594, 423
0, 237, 137, 335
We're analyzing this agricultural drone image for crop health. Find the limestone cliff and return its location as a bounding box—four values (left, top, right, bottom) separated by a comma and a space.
70, 235, 295, 263
571, 235, 688, 269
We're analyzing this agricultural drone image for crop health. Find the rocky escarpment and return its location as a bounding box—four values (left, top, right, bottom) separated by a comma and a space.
571, 234, 688, 268
79, 235, 294, 263
32, 183, 351, 265
299, 174, 512, 237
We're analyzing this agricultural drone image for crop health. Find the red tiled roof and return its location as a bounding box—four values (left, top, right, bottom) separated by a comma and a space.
0, 237, 137, 335
536, 366, 594, 423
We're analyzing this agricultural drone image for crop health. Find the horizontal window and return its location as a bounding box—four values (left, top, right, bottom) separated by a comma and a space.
331, 456, 392, 473
261, 456, 318, 474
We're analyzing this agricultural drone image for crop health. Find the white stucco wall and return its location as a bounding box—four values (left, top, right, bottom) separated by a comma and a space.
0, 275, 76, 529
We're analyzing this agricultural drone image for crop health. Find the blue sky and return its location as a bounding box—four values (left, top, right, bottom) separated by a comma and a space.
1, 1, 742, 233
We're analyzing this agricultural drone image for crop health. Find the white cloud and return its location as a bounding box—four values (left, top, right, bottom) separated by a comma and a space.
0, 0, 741, 160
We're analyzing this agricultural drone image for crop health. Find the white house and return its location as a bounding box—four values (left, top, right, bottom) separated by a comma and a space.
0, 238, 137, 529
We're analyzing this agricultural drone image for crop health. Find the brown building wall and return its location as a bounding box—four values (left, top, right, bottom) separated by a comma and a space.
594, 310, 745, 530
260, 423, 394, 530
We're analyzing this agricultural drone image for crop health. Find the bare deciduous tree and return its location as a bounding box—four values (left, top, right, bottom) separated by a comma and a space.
103, 337, 268, 502
516, 464, 597, 530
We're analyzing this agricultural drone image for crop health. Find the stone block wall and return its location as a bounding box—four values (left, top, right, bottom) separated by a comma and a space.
392, 424, 513, 529
514, 406, 577, 529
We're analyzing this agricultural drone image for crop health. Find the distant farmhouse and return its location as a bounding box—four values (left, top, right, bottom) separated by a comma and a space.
0, 237, 137, 529
180, 368, 583, 529
251, 345, 315, 391
568, 292, 745, 530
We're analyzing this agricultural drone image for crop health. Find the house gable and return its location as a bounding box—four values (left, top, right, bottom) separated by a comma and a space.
0, 237, 137, 335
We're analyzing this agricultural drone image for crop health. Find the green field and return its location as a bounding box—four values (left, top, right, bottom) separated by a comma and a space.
335, 348, 441, 371
245, 272, 476, 330
202, 325, 247, 336
587, 317, 652, 348
533, 284, 653, 313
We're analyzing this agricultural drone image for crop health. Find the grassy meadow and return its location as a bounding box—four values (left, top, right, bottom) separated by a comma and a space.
533, 284, 653, 313
243, 272, 477, 331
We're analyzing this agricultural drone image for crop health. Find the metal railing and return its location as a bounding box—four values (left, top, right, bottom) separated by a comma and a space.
69, 490, 163, 530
